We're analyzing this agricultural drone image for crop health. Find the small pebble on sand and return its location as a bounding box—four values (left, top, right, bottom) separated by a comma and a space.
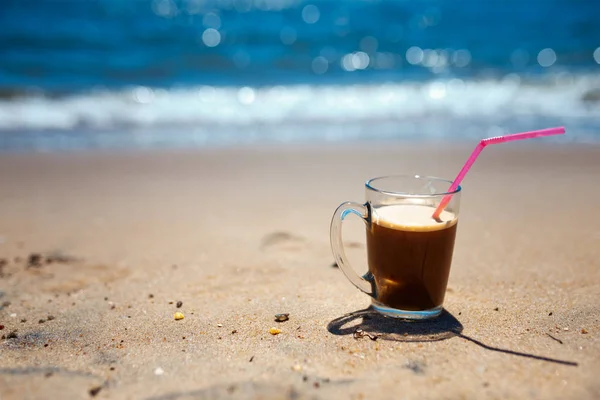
275, 313, 289, 322
27, 253, 42, 267
581, 328, 588, 334
89, 386, 102, 397
176, 301, 183, 308
269, 327, 281, 335
154, 367, 164, 376
174, 312, 184, 320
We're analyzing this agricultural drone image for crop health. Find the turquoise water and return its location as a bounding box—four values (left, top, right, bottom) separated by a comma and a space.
1, 0, 599, 150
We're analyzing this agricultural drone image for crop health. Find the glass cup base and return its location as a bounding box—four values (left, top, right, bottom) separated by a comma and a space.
371, 300, 443, 320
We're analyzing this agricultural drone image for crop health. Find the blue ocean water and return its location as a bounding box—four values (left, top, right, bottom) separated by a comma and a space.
0, 0, 599, 151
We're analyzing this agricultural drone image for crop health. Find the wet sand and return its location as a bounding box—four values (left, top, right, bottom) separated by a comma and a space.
0, 143, 599, 399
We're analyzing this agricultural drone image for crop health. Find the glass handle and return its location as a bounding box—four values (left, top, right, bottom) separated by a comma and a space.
330, 201, 374, 296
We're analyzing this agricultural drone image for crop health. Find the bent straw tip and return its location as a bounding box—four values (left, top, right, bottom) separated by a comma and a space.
539, 126, 566, 136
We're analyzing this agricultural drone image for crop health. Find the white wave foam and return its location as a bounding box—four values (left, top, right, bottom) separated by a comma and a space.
0, 75, 599, 132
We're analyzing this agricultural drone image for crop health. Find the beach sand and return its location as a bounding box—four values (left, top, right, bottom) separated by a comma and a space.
0, 143, 599, 399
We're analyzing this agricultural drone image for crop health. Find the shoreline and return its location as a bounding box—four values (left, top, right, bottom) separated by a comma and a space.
1, 138, 597, 156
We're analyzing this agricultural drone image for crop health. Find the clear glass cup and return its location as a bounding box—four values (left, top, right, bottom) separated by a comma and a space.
330, 175, 461, 319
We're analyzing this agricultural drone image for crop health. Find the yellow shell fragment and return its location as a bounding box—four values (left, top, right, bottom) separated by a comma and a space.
269, 327, 281, 335
174, 312, 184, 320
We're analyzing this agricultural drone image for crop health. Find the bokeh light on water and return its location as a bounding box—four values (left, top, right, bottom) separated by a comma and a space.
301, 4, 320, 24
593, 48, 600, 65
91, 0, 600, 83
537, 49, 557, 68
0, 0, 599, 150
201, 28, 222, 47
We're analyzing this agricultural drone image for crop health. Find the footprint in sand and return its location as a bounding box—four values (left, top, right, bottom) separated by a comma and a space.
260, 231, 307, 252
15, 253, 130, 294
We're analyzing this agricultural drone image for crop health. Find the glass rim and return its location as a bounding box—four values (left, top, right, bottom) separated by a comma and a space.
365, 174, 462, 197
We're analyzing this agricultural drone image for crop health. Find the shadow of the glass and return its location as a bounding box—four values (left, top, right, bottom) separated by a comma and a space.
327, 307, 463, 342
328, 307, 579, 366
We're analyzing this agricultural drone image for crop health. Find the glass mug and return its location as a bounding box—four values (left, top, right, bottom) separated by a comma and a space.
330, 175, 461, 319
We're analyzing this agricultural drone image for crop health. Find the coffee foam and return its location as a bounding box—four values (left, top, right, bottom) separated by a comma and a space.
373, 204, 457, 232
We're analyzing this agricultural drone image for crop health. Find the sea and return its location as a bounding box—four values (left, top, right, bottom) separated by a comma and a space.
1, 0, 599, 152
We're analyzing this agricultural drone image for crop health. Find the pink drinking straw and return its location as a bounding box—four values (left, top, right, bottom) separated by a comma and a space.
432, 126, 566, 220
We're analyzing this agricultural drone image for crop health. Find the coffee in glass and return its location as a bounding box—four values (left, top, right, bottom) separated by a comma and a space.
330, 175, 461, 319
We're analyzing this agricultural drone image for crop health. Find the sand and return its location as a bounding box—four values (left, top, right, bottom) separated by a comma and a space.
0, 143, 599, 399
